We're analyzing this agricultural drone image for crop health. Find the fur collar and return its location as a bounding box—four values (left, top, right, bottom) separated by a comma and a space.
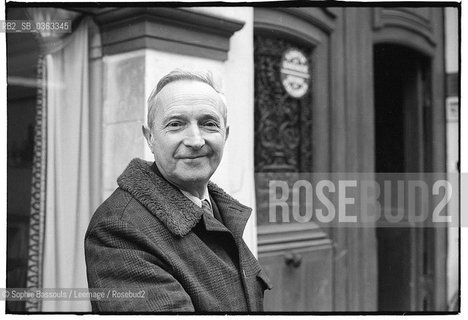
117, 158, 252, 238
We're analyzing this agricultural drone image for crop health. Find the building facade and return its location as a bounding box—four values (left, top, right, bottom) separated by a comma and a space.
6, 4, 459, 312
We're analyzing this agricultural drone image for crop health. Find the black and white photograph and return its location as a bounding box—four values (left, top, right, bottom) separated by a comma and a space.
2, 0, 462, 316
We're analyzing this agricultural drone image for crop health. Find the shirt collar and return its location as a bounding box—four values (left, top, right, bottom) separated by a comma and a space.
179, 188, 211, 208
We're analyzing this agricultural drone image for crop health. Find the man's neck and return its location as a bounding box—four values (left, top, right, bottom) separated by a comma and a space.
178, 185, 209, 200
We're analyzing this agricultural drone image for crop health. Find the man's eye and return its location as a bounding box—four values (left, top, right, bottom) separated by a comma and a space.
166, 121, 184, 129
203, 121, 219, 128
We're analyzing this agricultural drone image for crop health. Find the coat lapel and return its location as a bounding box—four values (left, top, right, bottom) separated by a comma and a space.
208, 185, 252, 240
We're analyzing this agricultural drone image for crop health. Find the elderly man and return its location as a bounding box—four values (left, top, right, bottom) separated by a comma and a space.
85, 69, 271, 312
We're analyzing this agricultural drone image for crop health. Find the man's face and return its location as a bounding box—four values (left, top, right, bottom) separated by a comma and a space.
145, 80, 229, 192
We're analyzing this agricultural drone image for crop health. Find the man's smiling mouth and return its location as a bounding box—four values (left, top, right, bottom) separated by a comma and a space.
179, 155, 207, 159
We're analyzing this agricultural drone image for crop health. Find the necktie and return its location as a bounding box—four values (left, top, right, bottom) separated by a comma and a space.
202, 199, 214, 218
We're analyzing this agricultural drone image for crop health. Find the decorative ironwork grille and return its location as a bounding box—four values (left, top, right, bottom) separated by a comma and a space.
254, 35, 313, 173
254, 35, 314, 225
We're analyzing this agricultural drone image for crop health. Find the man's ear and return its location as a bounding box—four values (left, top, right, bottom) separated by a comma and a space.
142, 125, 153, 151
225, 126, 230, 141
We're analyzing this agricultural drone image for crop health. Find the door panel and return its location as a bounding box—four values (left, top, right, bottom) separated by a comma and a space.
261, 245, 333, 311
258, 223, 333, 311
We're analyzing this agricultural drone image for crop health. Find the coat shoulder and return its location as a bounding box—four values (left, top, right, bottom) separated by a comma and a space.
86, 188, 160, 235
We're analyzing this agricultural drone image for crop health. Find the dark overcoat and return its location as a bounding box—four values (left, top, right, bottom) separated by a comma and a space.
85, 158, 272, 312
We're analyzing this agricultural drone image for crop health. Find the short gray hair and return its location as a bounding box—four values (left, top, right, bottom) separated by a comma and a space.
146, 69, 227, 129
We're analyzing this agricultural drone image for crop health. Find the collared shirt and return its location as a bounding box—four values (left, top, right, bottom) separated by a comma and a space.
179, 188, 211, 208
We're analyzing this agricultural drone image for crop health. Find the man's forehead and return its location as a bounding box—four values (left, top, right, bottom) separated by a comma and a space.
161, 107, 224, 122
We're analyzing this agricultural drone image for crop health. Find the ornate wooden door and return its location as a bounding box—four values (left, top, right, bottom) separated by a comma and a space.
254, 33, 334, 311
253, 7, 380, 312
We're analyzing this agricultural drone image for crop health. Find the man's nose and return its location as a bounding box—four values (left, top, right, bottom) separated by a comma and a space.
183, 124, 205, 149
